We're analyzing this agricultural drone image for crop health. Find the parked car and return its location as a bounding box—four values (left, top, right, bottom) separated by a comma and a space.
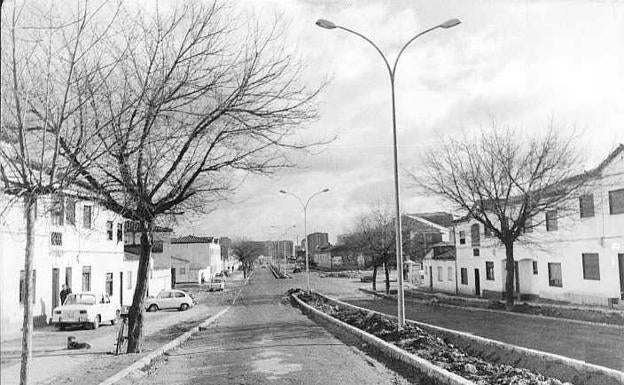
51, 293, 119, 330
223, 270, 232, 277
145, 289, 195, 312
292, 266, 302, 273
208, 277, 225, 291
360, 275, 374, 283
214, 272, 225, 279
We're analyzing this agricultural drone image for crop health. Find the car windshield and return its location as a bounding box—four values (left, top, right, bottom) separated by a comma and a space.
212, 278, 222, 283
64, 294, 96, 305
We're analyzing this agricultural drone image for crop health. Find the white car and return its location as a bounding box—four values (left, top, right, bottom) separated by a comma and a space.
145, 289, 195, 312
51, 293, 120, 330
208, 278, 225, 291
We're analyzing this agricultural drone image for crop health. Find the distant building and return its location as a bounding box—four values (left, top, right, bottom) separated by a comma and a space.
314, 244, 368, 270
168, 236, 221, 284
307, 232, 329, 262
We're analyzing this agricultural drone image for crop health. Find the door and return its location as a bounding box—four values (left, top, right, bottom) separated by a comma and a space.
474, 269, 481, 297
619, 254, 624, 300
119, 272, 124, 306
52, 268, 60, 308
514, 261, 520, 297
429, 266, 433, 289
171, 268, 176, 288
65, 267, 72, 289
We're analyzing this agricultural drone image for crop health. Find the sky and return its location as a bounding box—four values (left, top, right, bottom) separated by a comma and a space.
176, 0, 624, 243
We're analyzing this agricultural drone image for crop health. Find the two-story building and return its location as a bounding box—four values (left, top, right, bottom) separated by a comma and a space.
0, 194, 126, 338
167, 235, 221, 283
453, 145, 624, 306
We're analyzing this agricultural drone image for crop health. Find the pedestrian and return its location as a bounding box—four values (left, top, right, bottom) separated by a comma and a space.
201, 273, 206, 285
60, 284, 68, 305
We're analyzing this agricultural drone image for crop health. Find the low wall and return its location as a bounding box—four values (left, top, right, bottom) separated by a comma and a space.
324, 295, 624, 385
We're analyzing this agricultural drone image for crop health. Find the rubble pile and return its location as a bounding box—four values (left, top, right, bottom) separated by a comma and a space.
294, 291, 573, 385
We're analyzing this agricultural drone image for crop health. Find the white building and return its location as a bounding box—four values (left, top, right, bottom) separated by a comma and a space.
0, 194, 126, 338
422, 243, 457, 294
167, 236, 221, 283
453, 145, 624, 306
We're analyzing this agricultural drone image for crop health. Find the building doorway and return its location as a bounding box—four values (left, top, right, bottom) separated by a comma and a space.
171, 268, 176, 289
619, 254, 624, 300
514, 261, 520, 297
119, 272, 124, 305
52, 268, 60, 309
429, 266, 433, 289
474, 268, 481, 297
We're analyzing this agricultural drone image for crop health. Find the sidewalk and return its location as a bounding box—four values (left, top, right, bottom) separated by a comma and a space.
0, 270, 245, 385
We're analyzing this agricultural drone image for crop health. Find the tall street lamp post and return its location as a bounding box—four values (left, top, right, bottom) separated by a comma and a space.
315, 17, 460, 328
280, 188, 330, 293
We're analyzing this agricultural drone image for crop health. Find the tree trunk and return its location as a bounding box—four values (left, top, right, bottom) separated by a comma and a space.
384, 262, 390, 294
20, 195, 36, 385
372, 264, 377, 292
126, 226, 152, 353
504, 241, 515, 310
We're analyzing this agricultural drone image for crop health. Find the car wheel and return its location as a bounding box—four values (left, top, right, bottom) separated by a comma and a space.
148, 304, 158, 312
111, 310, 120, 325
179, 303, 189, 311
91, 315, 100, 330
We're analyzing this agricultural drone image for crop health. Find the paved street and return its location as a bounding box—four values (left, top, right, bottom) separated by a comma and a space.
123, 268, 413, 385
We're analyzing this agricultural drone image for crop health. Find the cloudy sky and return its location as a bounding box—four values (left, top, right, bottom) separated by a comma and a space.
177, 0, 624, 243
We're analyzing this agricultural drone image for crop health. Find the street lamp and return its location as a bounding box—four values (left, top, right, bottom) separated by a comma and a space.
280, 188, 330, 293
315, 17, 460, 328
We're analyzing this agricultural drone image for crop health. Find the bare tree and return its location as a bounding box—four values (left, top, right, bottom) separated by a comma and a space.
59, 2, 324, 353
411, 124, 586, 309
231, 239, 263, 278
0, 1, 115, 383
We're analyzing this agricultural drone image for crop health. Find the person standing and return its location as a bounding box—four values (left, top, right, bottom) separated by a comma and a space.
60, 284, 68, 305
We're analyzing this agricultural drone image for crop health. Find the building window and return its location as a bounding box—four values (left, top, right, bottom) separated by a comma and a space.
485, 262, 494, 280
126, 271, 133, 289
609, 189, 624, 215
83, 206, 92, 229
582, 253, 600, 280
50, 232, 63, 246
459, 231, 466, 245
548, 263, 562, 287
82, 266, 91, 291
117, 223, 123, 243
65, 199, 76, 226
152, 241, 164, 253
471, 224, 480, 247
460, 268, 468, 285
532, 261, 538, 275
180, 267, 186, 275
437, 266, 443, 282
19, 270, 36, 304
579, 194, 595, 218
546, 210, 558, 231
447, 266, 454, 281
524, 217, 533, 233
51, 196, 64, 226
473, 248, 480, 257
106, 221, 113, 240
105, 273, 113, 296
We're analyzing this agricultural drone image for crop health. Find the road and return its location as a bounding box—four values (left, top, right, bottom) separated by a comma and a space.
124, 268, 413, 385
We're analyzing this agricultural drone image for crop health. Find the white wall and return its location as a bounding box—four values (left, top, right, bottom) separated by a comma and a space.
422, 259, 457, 294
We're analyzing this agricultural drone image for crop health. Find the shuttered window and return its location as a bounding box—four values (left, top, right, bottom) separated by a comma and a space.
609, 189, 624, 215
579, 194, 595, 218
582, 253, 600, 280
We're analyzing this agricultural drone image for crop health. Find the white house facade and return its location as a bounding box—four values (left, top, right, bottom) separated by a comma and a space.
422, 244, 457, 294
167, 236, 221, 283
453, 145, 624, 306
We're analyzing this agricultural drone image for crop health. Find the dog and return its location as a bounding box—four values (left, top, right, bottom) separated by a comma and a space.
67, 337, 91, 350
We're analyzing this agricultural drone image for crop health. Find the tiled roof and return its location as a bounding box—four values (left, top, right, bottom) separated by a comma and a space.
408, 212, 454, 227
171, 235, 216, 244
432, 249, 456, 260
171, 256, 191, 263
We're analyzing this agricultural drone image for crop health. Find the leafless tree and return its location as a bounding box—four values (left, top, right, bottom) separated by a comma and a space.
231, 239, 264, 278
411, 124, 586, 309
59, 2, 325, 353
0, 1, 115, 383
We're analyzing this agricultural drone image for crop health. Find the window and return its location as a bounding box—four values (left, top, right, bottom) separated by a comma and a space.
50, 232, 63, 246
532, 261, 538, 275
436, 266, 443, 282
447, 266, 454, 281
117, 223, 123, 243
582, 253, 600, 280
459, 231, 466, 245
65, 267, 72, 287
473, 248, 480, 257
609, 189, 624, 215
19, 270, 36, 304
471, 224, 480, 247
65, 199, 76, 226
460, 268, 468, 285
126, 271, 133, 289
152, 241, 164, 253
106, 221, 113, 240
579, 194, 595, 218
105, 273, 113, 296
485, 261, 494, 280
548, 263, 562, 287
83, 206, 92, 229
546, 210, 558, 231
82, 266, 91, 291
51, 196, 64, 226
175, 292, 185, 298
180, 267, 186, 275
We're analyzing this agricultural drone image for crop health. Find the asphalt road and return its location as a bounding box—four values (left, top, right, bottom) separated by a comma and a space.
126, 268, 413, 385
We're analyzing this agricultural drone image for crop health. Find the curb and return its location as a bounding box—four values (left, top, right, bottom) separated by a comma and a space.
292, 293, 475, 385
97, 273, 250, 385
335, 292, 624, 385
360, 288, 624, 329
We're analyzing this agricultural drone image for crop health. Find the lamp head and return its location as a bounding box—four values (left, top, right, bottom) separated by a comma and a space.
439, 18, 461, 29
322, 188, 330, 192
316, 19, 337, 29
279, 190, 286, 194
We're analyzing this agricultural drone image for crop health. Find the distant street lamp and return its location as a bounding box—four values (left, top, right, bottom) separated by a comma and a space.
315, 17, 460, 328
280, 188, 330, 293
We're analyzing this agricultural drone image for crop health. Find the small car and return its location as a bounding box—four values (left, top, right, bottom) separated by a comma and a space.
360, 275, 374, 283
51, 292, 119, 330
145, 289, 195, 312
223, 270, 232, 277
208, 277, 225, 291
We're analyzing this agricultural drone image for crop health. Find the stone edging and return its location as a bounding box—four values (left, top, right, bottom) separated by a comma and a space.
292, 293, 475, 385
97, 273, 250, 385
336, 292, 624, 385
360, 288, 624, 330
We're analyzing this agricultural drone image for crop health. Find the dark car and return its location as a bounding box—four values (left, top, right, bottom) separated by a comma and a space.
360, 275, 374, 283
292, 266, 302, 273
